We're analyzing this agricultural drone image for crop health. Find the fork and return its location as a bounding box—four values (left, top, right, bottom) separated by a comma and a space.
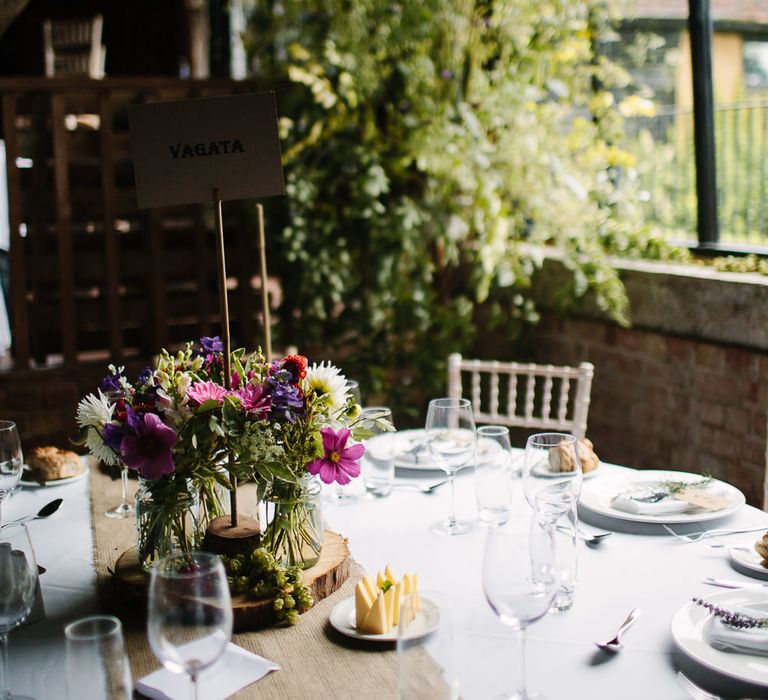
662, 524, 767, 543
677, 671, 722, 700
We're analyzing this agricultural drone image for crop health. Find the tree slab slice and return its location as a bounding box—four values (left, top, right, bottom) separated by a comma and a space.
203, 515, 262, 558
113, 530, 350, 632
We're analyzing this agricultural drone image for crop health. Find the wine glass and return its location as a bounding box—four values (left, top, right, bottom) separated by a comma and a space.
0, 422, 23, 525
105, 461, 134, 519
425, 398, 476, 536
103, 389, 133, 519
0, 523, 40, 700
65, 615, 132, 700
521, 433, 582, 517
522, 434, 582, 614
482, 503, 556, 700
475, 425, 514, 525
326, 380, 363, 504
148, 552, 233, 700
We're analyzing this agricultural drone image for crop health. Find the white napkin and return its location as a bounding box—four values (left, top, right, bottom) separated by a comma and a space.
706, 616, 768, 656
135, 642, 280, 700
610, 491, 691, 515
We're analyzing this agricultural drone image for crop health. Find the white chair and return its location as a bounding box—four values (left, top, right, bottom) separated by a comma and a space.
447, 353, 594, 439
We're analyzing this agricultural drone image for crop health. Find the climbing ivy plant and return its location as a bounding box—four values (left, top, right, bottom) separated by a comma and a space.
243, 0, 683, 417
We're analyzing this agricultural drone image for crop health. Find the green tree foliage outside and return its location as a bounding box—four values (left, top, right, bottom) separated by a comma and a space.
242, 0, 684, 418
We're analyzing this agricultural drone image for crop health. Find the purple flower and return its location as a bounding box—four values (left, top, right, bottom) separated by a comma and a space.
236, 383, 272, 418
136, 365, 153, 385
200, 336, 224, 355
101, 422, 125, 451
125, 404, 143, 432
306, 427, 364, 485
99, 368, 124, 395
120, 413, 178, 480
266, 374, 304, 422
440, 69, 452, 79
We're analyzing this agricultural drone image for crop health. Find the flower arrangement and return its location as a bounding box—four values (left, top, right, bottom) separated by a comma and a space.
76, 337, 383, 570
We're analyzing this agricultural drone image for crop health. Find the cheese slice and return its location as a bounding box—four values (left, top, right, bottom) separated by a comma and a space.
360, 592, 387, 634
403, 573, 412, 595
376, 571, 388, 589
393, 581, 402, 625
383, 585, 396, 631
355, 580, 375, 629
384, 564, 397, 584
360, 575, 377, 601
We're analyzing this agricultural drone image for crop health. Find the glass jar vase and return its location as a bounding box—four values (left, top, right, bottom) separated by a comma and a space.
135, 477, 201, 571
262, 475, 324, 569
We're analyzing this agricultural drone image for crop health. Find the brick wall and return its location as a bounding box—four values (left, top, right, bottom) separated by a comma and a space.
530, 313, 768, 507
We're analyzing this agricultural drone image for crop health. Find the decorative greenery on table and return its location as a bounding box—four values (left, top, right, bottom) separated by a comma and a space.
222, 548, 313, 626
242, 0, 685, 415
76, 337, 387, 586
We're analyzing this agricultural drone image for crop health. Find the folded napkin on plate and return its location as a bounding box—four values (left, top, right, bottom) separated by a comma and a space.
706, 616, 768, 656
135, 642, 279, 700
610, 491, 691, 515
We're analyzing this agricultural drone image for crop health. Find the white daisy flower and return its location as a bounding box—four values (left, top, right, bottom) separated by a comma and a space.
305, 362, 348, 414
84, 427, 118, 466
76, 390, 114, 429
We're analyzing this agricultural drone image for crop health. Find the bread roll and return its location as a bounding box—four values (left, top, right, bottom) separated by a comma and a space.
548, 437, 600, 474
26, 447, 82, 482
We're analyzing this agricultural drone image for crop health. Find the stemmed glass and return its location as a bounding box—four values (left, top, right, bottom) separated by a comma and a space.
482, 504, 556, 700
425, 398, 476, 536
105, 461, 134, 519
522, 433, 582, 613
521, 433, 582, 516
327, 380, 362, 504
148, 552, 233, 700
0, 523, 40, 700
0, 422, 23, 525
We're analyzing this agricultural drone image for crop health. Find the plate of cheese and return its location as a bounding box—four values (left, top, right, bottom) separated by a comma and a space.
329, 565, 439, 642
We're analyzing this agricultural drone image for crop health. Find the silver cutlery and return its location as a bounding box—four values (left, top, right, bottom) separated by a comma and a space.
702, 577, 768, 590
392, 480, 448, 494
677, 671, 722, 700
594, 608, 641, 652
707, 543, 751, 550
2, 498, 63, 528
556, 524, 613, 545
663, 524, 768, 543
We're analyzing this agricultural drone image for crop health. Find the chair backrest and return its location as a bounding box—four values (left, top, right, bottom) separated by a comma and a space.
43, 15, 105, 78
447, 353, 594, 439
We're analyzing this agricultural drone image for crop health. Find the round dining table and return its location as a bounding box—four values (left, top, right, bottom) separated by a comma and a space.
5, 454, 768, 699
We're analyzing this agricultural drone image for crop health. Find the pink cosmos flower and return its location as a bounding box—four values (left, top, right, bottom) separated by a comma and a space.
120, 412, 178, 480
187, 381, 229, 406
306, 427, 364, 485
236, 383, 272, 418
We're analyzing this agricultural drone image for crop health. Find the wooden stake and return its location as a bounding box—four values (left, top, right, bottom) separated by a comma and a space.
212, 187, 238, 527
256, 203, 272, 361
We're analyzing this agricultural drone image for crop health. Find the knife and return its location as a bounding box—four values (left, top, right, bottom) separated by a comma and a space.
703, 577, 768, 590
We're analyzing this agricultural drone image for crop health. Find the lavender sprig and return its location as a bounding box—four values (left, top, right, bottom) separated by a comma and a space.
692, 597, 768, 630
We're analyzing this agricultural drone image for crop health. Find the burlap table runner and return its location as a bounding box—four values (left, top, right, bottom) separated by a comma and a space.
88, 465, 400, 699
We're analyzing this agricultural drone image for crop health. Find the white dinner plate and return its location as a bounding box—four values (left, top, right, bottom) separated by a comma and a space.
20, 465, 88, 488
329, 595, 440, 642
391, 429, 437, 471
579, 470, 745, 525
671, 589, 768, 686
730, 546, 768, 581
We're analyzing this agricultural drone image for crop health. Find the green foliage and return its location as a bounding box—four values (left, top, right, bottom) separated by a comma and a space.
222, 547, 313, 625
244, 0, 680, 414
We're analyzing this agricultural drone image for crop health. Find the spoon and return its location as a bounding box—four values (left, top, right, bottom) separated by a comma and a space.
557, 524, 613, 545
393, 480, 448, 494
595, 608, 641, 652
3, 498, 63, 527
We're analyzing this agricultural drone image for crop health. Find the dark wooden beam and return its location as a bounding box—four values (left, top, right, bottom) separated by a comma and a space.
688, 0, 719, 247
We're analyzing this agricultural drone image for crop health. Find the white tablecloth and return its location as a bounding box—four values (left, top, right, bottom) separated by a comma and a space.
6, 462, 768, 699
